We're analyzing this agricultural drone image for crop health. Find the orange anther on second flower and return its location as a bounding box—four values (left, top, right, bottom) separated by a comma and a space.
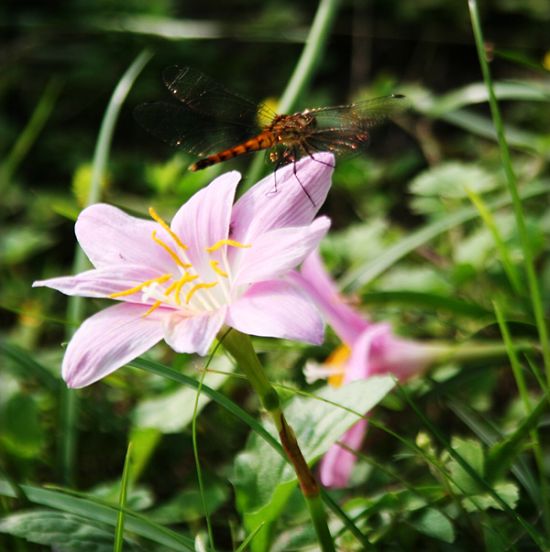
326, 344, 351, 388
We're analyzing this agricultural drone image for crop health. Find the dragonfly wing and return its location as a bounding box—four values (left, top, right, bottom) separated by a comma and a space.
162, 66, 275, 127
302, 94, 407, 155
134, 101, 261, 156
309, 94, 408, 129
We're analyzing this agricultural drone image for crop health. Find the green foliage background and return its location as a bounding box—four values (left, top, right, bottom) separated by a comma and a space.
1, 0, 550, 549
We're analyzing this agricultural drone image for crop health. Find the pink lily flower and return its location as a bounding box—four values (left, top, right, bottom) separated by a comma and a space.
34, 154, 334, 388
294, 250, 444, 488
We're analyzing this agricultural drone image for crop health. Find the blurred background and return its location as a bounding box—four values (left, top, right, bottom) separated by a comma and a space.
1, 0, 550, 549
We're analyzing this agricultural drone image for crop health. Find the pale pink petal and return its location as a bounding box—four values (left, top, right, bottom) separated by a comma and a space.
295, 250, 369, 345
170, 171, 240, 271
319, 419, 368, 488
233, 217, 330, 285
163, 307, 227, 356
344, 324, 390, 382
227, 280, 324, 344
32, 265, 167, 300
230, 153, 334, 245
62, 303, 167, 388
370, 333, 439, 381
75, 204, 175, 272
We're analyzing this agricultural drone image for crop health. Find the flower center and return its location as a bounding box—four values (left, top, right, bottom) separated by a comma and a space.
109, 207, 250, 316
303, 344, 350, 387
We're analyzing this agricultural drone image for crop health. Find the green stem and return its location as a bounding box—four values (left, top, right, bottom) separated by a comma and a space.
220, 329, 335, 551
493, 300, 550, 537
245, 0, 341, 187
60, 50, 153, 486
467, 0, 550, 384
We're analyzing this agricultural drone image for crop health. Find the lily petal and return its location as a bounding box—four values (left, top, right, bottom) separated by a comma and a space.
233, 216, 330, 285
170, 171, 240, 271
228, 280, 324, 344
230, 153, 334, 244
163, 307, 227, 356
296, 249, 369, 345
75, 204, 176, 272
62, 302, 167, 388
319, 419, 368, 488
33, 265, 167, 299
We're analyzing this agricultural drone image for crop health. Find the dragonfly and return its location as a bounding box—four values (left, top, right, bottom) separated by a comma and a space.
135, 66, 407, 173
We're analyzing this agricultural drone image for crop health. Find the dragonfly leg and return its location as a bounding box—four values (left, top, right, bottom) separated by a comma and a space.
292, 150, 316, 207
302, 141, 336, 169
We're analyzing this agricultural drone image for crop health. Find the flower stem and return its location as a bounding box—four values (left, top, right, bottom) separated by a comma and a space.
220, 329, 335, 551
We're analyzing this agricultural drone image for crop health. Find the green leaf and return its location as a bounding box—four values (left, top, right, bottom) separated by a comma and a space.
233, 376, 395, 514
0, 510, 141, 552
410, 161, 498, 200
412, 508, 455, 543
462, 482, 519, 512
448, 437, 485, 495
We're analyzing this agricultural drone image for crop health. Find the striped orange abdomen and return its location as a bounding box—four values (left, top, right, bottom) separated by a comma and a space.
189, 131, 276, 171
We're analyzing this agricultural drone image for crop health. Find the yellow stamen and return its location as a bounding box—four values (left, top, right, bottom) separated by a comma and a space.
174, 273, 199, 305
185, 282, 218, 304
209, 260, 228, 278
148, 207, 188, 250
142, 300, 162, 317
152, 231, 192, 269
206, 239, 251, 252
109, 274, 172, 298
326, 344, 351, 388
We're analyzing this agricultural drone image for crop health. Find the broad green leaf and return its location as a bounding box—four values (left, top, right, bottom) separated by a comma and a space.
448, 437, 485, 494
410, 161, 498, 201
0, 510, 141, 552
462, 482, 519, 512
412, 508, 455, 543
233, 376, 395, 514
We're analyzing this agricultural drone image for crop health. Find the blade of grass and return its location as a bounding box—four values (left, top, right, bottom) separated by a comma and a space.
396, 382, 545, 548
493, 299, 550, 535
466, 187, 523, 295
245, 0, 342, 187
60, 49, 153, 486
0, 77, 62, 194
0, 480, 194, 551
467, 0, 550, 385
340, 180, 548, 290
113, 443, 132, 552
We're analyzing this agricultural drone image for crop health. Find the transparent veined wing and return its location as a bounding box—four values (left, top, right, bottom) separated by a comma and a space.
303, 94, 407, 155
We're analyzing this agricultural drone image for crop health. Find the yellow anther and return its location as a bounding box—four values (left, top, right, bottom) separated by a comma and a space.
142, 300, 162, 318
185, 282, 218, 304
206, 239, 251, 252
209, 260, 228, 278
148, 207, 188, 250
174, 273, 199, 305
109, 274, 172, 298
152, 231, 192, 269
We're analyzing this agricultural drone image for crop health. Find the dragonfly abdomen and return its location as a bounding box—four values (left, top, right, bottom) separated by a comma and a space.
189, 131, 276, 171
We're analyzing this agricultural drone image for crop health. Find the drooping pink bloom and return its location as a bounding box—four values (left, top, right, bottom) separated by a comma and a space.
294, 250, 445, 488
34, 154, 334, 388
